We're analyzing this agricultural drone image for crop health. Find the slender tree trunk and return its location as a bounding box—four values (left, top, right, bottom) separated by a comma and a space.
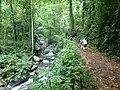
69, 0, 75, 37
31, 0, 34, 54
81, 0, 86, 29
0, 0, 1, 34
10, 0, 17, 41
4, 29, 7, 46
53, 0, 56, 27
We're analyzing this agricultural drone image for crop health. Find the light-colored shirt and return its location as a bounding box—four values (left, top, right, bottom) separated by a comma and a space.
80, 39, 87, 45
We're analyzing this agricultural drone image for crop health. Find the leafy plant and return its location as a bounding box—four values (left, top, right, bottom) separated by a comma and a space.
0, 52, 31, 82
29, 38, 97, 90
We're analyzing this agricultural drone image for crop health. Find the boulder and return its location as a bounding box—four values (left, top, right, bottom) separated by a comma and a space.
40, 45, 46, 51
43, 60, 49, 64
33, 56, 40, 62
44, 48, 51, 54
11, 79, 33, 90
31, 65, 38, 71
35, 61, 40, 65
42, 60, 50, 67
7, 79, 28, 88
30, 71, 36, 76
44, 51, 54, 60
39, 40, 45, 45
51, 57, 55, 60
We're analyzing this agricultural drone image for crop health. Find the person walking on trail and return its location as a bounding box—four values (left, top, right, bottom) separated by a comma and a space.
80, 38, 87, 50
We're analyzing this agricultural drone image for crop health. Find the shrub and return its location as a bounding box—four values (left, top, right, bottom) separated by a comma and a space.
0, 52, 31, 82
29, 38, 97, 90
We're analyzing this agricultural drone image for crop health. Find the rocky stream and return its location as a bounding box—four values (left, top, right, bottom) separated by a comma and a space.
0, 36, 56, 90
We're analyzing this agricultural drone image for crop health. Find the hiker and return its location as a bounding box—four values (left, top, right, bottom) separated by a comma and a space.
80, 38, 87, 50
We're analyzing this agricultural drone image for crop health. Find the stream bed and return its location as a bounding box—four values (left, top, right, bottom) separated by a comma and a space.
0, 37, 56, 90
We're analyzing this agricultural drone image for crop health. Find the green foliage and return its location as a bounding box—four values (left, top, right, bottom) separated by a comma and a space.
29, 38, 97, 90
0, 52, 31, 82
81, 0, 120, 60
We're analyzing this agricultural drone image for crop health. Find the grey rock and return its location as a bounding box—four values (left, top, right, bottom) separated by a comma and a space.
0, 87, 10, 90
31, 65, 38, 71
39, 40, 45, 45
40, 45, 46, 51
30, 71, 36, 76
42, 60, 50, 67
43, 60, 49, 64
33, 56, 40, 62
7, 79, 28, 88
44, 51, 54, 60
44, 48, 51, 54
11, 79, 33, 90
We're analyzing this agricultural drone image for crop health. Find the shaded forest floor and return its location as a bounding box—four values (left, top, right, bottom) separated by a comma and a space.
77, 44, 120, 90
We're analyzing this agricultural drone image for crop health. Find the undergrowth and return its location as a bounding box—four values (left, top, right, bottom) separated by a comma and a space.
0, 52, 31, 83
29, 36, 97, 90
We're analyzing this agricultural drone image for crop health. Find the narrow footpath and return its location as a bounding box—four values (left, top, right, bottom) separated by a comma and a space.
77, 44, 120, 90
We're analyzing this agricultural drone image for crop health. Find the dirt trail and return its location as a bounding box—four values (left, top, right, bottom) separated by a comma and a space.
77, 45, 120, 90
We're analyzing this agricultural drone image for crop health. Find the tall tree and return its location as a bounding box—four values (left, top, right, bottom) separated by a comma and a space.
69, 0, 75, 37
81, 0, 86, 28
0, 0, 1, 34
31, 0, 34, 53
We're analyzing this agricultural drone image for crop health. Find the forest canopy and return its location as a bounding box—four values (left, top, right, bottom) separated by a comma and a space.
0, 0, 120, 90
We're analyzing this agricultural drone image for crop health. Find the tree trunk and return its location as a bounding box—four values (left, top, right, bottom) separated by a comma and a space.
31, 0, 34, 54
69, 0, 75, 37
81, 0, 86, 29
10, 0, 17, 41
0, 0, 1, 35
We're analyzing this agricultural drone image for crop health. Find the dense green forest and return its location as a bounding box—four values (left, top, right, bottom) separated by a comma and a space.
82, 0, 120, 57
0, 0, 120, 90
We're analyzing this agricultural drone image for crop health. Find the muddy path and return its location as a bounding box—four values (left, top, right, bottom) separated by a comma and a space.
77, 44, 120, 90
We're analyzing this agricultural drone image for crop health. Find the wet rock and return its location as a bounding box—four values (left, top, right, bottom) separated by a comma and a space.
35, 61, 40, 65
42, 60, 50, 66
32, 61, 39, 65
11, 79, 33, 90
51, 57, 55, 60
43, 60, 49, 64
44, 51, 54, 60
31, 65, 38, 71
39, 40, 45, 45
33, 56, 41, 62
0, 87, 10, 90
7, 79, 28, 88
40, 45, 46, 52
44, 48, 51, 54
30, 71, 36, 76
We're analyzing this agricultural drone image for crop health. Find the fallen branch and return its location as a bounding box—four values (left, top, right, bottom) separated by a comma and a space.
29, 53, 35, 60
